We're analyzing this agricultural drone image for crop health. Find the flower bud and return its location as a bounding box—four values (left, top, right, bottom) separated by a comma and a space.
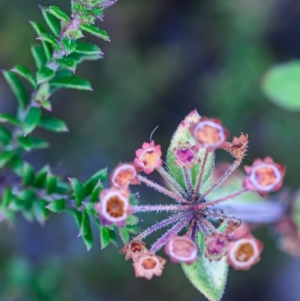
120, 240, 147, 261
110, 163, 139, 188
204, 233, 228, 261
173, 142, 199, 169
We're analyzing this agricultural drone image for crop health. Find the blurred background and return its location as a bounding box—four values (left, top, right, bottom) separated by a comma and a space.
1, 0, 300, 300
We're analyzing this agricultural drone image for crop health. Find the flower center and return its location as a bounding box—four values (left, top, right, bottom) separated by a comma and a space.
207, 238, 226, 255
106, 196, 125, 218
140, 149, 159, 168
235, 242, 255, 262
172, 239, 196, 258
141, 257, 158, 270
176, 148, 195, 165
193, 121, 225, 147
130, 242, 143, 253
113, 166, 136, 187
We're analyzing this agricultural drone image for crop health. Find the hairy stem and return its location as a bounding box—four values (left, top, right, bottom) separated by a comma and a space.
183, 167, 193, 196
133, 204, 190, 213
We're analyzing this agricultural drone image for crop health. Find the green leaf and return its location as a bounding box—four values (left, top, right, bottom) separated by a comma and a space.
69, 178, 84, 207
75, 41, 103, 56
0, 151, 14, 168
62, 38, 76, 56
11, 65, 37, 89
47, 6, 70, 23
34, 83, 50, 105
22, 163, 35, 185
56, 57, 77, 72
126, 215, 139, 225
262, 61, 300, 111
166, 110, 215, 191
68, 208, 82, 229
90, 182, 103, 203
31, 45, 47, 69
10, 156, 24, 176
46, 199, 66, 212
119, 228, 130, 244
2, 71, 29, 109
32, 200, 49, 225
30, 21, 52, 60
18, 137, 49, 151
80, 24, 110, 41
37, 66, 55, 84
37, 33, 60, 50
99, 225, 111, 249
23, 107, 41, 135
0, 114, 20, 126
79, 210, 94, 251
84, 168, 107, 196
0, 125, 12, 146
38, 116, 68, 132
50, 76, 92, 91
2, 188, 14, 207
68, 53, 101, 64
46, 172, 57, 194
40, 6, 61, 37
34, 165, 50, 187
181, 231, 228, 301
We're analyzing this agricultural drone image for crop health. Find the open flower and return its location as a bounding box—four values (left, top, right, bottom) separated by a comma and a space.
110, 163, 139, 188
164, 234, 198, 264
204, 233, 228, 261
227, 234, 263, 270
243, 157, 286, 195
95, 188, 132, 227
173, 142, 199, 169
133, 253, 166, 280
222, 133, 248, 160
134, 141, 162, 174
120, 240, 148, 261
190, 117, 229, 149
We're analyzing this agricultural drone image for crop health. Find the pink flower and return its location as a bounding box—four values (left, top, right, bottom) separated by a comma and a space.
110, 163, 140, 188
190, 117, 229, 149
133, 253, 166, 280
95, 188, 132, 227
134, 141, 162, 174
204, 233, 228, 261
173, 142, 199, 169
227, 234, 263, 270
243, 157, 286, 195
164, 234, 198, 264
120, 240, 148, 261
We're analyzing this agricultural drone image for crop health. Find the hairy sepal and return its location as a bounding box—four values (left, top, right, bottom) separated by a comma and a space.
166, 110, 215, 190
181, 230, 228, 301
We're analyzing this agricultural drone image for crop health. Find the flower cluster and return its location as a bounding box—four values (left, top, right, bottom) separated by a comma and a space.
94, 110, 286, 283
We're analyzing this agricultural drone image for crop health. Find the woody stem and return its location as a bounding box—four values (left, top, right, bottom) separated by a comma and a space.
200, 159, 241, 200
199, 188, 248, 210
150, 219, 189, 252
192, 148, 209, 202
133, 204, 190, 213
183, 167, 193, 195
137, 175, 190, 204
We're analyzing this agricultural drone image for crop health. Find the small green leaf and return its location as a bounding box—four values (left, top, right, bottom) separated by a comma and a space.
32, 200, 49, 225
56, 57, 77, 72
46, 199, 66, 212
31, 45, 47, 69
23, 107, 41, 135
68, 53, 101, 64
34, 83, 50, 104
37, 66, 55, 84
119, 228, 130, 244
10, 156, 24, 176
166, 110, 215, 191
18, 137, 49, 151
0, 114, 20, 126
80, 24, 110, 41
69, 178, 84, 207
34, 165, 50, 187
46, 172, 57, 194
100, 225, 111, 249
2, 71, 29, 109
2, 188, 14, 207
50, 76, 92, 91
11, 65, 37, 89
0, 125, 12, 146
126, 215, 139, 225
22, 162, 35, 185
47, 6, 70, 23
75, 41, 103, 56
90, 182, 103, 203
0, 151, 14, 168
37, 33, 60, 50
71, 1, 85, 14
262, 61, 300, 111
40, 6, 61, 37
62, 38, 76, 56
79, 210, 94, 251
38, 116, 69, 132
181, 231, 228, 301
84, 203, 98, 217
84, 168, 107, 196
69, 208, 82, 229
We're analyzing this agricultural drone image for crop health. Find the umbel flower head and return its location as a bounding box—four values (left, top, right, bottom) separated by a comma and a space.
96, 110, 286, 300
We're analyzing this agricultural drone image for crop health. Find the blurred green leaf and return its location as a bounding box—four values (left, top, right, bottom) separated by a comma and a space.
38, 116, 69, 132
0, 151, 14, 168
46, 172, 57, 194
99, 225, 111, 249
50, 76, 92, 90
84, 168, 107, 196
119, 228, 130, 244
34, 165, 50, 187
18, 136, 49, 151
90, 182, 103, 203
47, 6, 70, 22
263, 61, 300, 111
40, 6, 61, 37
46, 199, 66, 212
0, 125, 12, 146
31, 45, 47, 69
32, 200, 49, 225
22, 162, 35, 185
0, 113, 20, 126
37, 66, 55, 84
11, 65, 37, 89
69, 178, 84, 207
24, 107, 41, 135
2, 187, 14, 207
126, 215, 139, 225
80, 24, 110, 41
62, 37, 76, 56
37, 33, 60, 50
56, 57, 77, 72
75, 41, 103, 55
80, 210, 94, 251
2, 71, 29, 109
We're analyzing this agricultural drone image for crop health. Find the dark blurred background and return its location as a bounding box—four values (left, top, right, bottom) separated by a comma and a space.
1, 0, 300, 300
